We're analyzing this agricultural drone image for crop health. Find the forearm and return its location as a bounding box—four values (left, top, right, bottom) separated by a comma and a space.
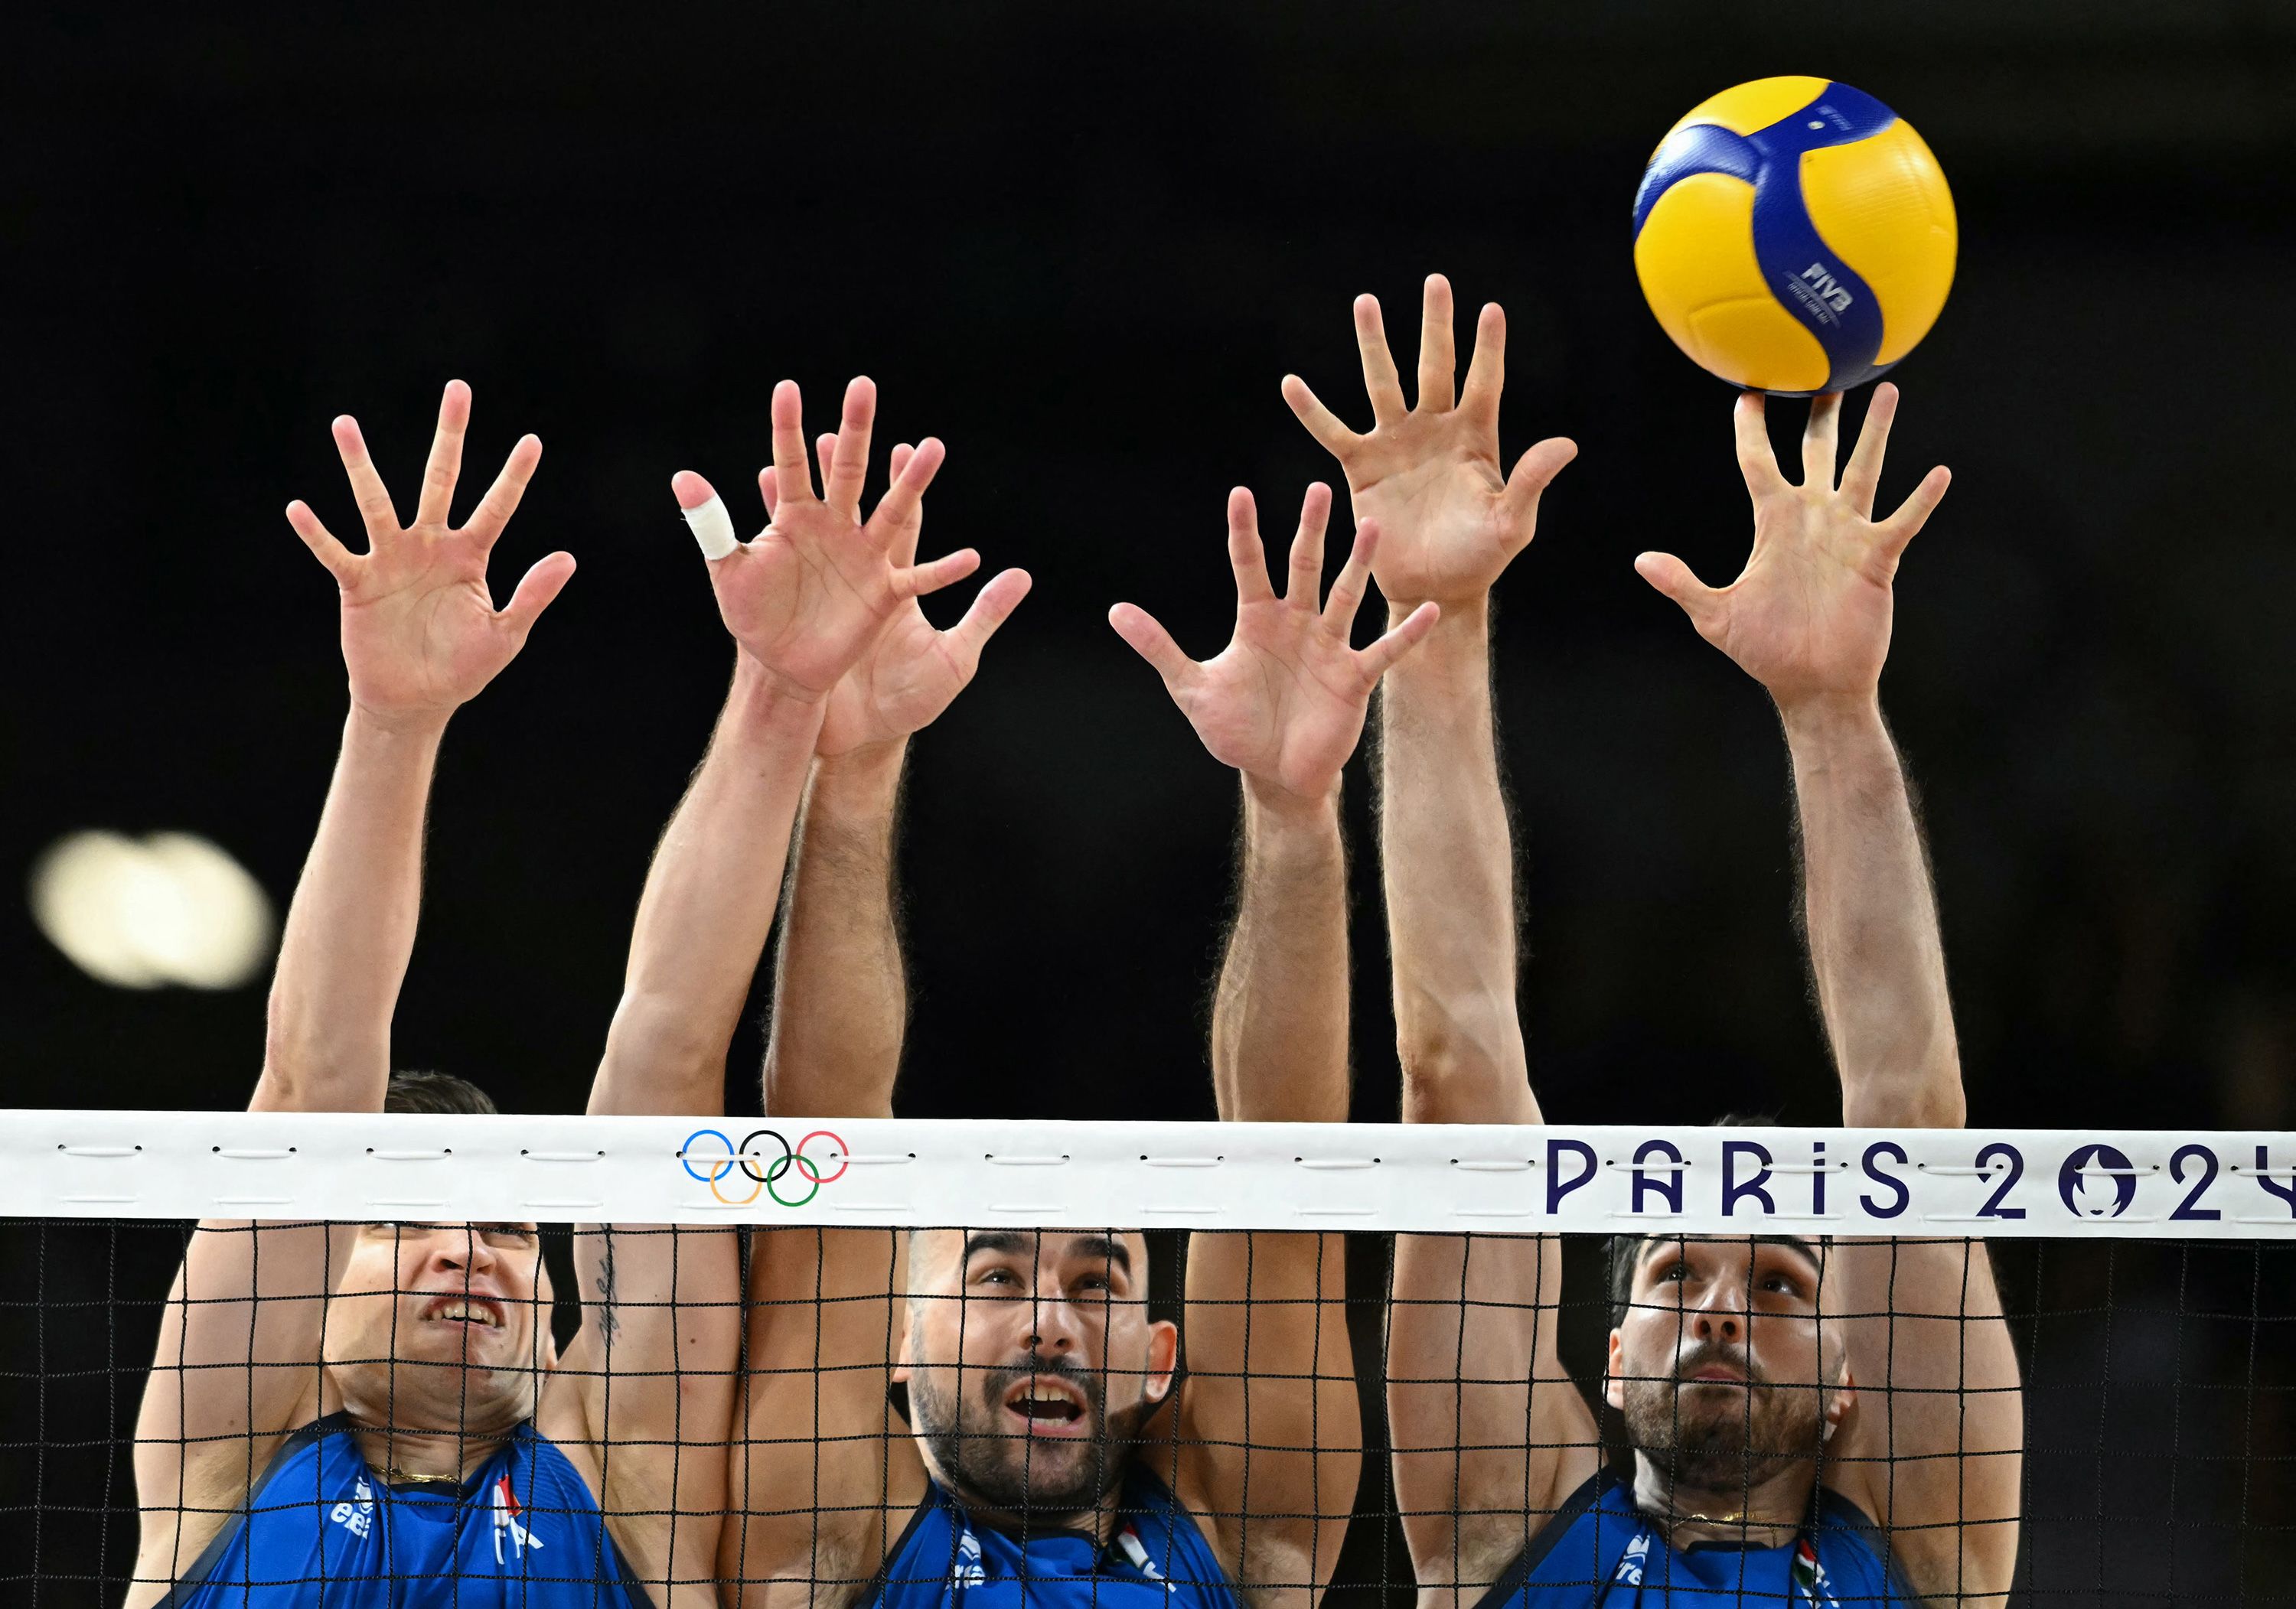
257, 708, 447, 1112
1376, 598, 1535, 1119
1781, 695, 1963, 1128
594, 656, 825, 1116
1208, 780, 1351, 1124
761, 739, 908, 1119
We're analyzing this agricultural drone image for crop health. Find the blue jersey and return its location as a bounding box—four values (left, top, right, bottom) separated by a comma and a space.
1480, 1472, 1913, 1606
869, 1467, 1239, 1609
161, 1412, 648, 1607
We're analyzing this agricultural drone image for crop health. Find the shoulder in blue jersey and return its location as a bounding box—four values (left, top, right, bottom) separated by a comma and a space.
869, 1464, 1240, 1609
159, 1412, 651, 1608
1476, 1471, 1917, 1607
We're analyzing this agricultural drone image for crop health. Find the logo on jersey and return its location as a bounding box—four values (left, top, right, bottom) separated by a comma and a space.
952, 1523, 987, 1588
1792, 1537, 1841, 1606
1115, 1525, 1166, 1581
329, 1475, 374, 1540
492, 1476, 546, 1565
2057, 1144, 2138, 1219
1613, 1530, 1651, 1588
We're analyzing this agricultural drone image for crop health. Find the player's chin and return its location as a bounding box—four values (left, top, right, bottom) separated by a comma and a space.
404, 1319, 520, 1368
1000, 1445, 1118, 1509
1670, 1389, 1760, 1439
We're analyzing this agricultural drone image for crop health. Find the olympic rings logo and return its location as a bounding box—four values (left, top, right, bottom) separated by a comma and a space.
680, 1128, 850, 1207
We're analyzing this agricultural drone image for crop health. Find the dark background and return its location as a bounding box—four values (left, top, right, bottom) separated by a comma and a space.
5, 2, 2295, 1601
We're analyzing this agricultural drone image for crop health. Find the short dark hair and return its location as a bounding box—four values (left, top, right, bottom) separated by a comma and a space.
384, 1068, 497, 1116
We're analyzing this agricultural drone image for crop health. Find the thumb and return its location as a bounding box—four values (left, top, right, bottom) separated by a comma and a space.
1107, 602, 1195, 690
948, 568, 1034, 661
497, 551, 577, 641
1633, 551, 1720, 626
1501, 436, 1578, 529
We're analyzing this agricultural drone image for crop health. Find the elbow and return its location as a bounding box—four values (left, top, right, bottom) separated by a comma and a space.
597, 992, 733, 1112
1394, 992, 1534, 1121
1395, 989, 1524, 1080
257, 1002, 388, 1112
1841, 1059, 1968, 1130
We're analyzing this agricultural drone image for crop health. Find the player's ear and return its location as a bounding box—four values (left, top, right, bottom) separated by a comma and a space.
1143, 1318, 1180, 1403
1825, 1361, 1857, 1440
1603, 1328, 1627, 1412
891, 1230, 928, 1382
892, 1298, 917, 1383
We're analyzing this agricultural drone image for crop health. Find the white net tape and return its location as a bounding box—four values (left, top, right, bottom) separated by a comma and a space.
5, 1112, 2293, 1237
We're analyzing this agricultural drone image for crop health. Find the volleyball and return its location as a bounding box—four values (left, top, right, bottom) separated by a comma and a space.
1632, 77, 1957, 395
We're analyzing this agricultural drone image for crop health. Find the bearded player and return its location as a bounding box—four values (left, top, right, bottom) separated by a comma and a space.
1283, 278, 2023, 1603
132, 374, 1004, 1604
712, 476, 1427, 1604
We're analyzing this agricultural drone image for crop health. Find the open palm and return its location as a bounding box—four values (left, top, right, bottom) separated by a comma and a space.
285, 380, 574, 727
790, 440, 1032, 759
1635, 384, 1951, 712
673, 378, 983, 705
1110, 485, 1437, 804
1283, 275, 1577, 608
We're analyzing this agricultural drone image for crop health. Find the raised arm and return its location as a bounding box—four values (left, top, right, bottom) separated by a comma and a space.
269, 382, 571, 1109
589, 384, 967, 1112
1636, 386, 2020, 1598
134, 383, 572, 1594
543, 378, 989, 1598
764, 437, 1030, 1120
563, 652, 820, 1599
1110, 483, 1432, 1601
703, 399, 1028, 1604
1283, 278, 1593, 1600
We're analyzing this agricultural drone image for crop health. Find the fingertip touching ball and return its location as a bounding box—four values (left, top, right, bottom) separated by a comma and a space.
1632, 77, 1956, 396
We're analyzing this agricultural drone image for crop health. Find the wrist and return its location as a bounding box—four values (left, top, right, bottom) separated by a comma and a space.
809, 738, 908, 811
1775, 689, 1887, 748
345, 702, 452, 744
727, 653, 833, 743
1388, 592, 1489, 636
731, 646, 838, 711
1384, 593, 1491, 692
1241, 771, 1341, 829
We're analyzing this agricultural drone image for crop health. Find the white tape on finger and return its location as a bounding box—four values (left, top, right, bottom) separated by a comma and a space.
681, 494, 740, 562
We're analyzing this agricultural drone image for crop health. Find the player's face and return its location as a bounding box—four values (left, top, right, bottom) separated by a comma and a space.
1605, 1236, 1844, 1495
322, 1221, 550, 1426
897, 1229, 1177, 1519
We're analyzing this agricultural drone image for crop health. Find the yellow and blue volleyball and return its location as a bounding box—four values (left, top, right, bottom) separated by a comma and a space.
1632, 77, 1956, 395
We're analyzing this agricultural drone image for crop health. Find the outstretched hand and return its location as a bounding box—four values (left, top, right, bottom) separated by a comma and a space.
672, 377, 986, 705
779, 439, 1032, 760
286, 379, 575, 729
1110, 485, 1439, 806
1283, 275, 1577, 609
1635, 383, 1950, 713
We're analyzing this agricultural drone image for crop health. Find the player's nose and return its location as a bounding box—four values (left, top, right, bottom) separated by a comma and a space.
429, 1224, 498, 1275
1026, 1293, 1087, 1353
1689, 1281, 1746, 1337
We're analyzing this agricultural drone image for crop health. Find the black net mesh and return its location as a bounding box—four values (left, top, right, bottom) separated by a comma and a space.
0, 1221, 2291, 1604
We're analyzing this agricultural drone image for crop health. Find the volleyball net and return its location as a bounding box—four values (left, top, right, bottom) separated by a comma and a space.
3, 1112, 2294, 1603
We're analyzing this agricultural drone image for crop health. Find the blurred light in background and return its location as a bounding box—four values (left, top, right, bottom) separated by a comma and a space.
29, 831, 276, 989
